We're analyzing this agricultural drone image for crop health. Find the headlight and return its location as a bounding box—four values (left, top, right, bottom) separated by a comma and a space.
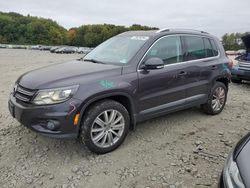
33, 85, 79, 105
223, 150, 245, 188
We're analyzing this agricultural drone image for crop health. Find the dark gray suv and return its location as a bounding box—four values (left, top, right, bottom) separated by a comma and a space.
8, 29, 231, 154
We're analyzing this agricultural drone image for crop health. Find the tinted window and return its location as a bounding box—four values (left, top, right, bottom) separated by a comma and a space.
204, 38, 214, 57
185, 36, 206, 60
210, 39, 219, 56
145, 36, 183, 64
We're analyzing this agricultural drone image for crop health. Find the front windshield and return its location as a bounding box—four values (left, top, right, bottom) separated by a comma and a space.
84, 35, 149, 64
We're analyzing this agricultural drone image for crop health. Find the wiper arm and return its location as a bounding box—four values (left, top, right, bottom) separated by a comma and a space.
84, 59, 105, 64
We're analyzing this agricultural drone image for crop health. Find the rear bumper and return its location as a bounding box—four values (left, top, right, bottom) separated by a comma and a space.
8, 93, 83, 138
231, 67, 250, 80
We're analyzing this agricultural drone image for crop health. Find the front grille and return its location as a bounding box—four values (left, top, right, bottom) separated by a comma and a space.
239, 61, 250, 71
14, 85, 37, 103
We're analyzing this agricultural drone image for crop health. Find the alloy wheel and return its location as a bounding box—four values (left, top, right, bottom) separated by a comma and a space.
212, 87, 226, 112
90, 109, 125, 148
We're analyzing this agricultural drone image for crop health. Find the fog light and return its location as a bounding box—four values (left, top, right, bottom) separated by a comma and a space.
46, 120, 59, 130
47, 121, 55, 130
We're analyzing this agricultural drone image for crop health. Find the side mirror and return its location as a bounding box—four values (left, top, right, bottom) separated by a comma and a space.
142, 57, 164, 70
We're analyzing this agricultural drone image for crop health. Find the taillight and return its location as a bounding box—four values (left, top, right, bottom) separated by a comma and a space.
228, 59, 234, 69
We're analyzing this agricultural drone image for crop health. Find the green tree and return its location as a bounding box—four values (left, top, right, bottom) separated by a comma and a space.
0, 11, 68, 45
222, 32, 250, 51
69, 24, 158, 47
0, 11, 159, 47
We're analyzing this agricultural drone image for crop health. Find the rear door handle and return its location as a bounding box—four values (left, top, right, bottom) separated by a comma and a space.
178, 71, 187, 76
211, 65, 218, 70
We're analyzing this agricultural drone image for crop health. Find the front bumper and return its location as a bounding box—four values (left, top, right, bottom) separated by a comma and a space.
219, 148, 245, 188
220, 163, 245, 188
231, 67, 250, 81
8, 93, 83, 138
219, 173, 226, 188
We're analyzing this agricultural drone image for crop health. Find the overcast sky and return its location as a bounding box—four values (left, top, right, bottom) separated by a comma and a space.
1, 0, 249, 38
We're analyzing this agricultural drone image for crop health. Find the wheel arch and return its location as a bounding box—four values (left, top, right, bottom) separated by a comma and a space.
77, 92, 136, 135
215, 76, 229, 88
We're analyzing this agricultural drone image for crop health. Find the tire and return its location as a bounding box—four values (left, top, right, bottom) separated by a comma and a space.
201, 82, 228, 115
81, 100, 130, 154
231, 77, 242, 84
219, 172, 225, 188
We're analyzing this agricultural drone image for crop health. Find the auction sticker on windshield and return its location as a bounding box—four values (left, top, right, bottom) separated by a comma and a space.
131, 36, 149, 41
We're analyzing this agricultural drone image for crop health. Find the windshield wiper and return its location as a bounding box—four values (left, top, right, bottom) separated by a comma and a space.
84, 59, 105, 64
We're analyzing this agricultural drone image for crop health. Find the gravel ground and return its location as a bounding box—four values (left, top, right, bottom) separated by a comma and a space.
0, 49, 250, 188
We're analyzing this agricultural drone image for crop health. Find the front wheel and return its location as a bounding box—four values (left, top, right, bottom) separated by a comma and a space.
201, 82, 227, 115
81, 100, 130, 154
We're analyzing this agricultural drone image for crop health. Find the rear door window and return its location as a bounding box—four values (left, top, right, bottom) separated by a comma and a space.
184, 36, 206, 60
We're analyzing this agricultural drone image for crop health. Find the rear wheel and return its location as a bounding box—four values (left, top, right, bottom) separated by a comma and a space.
81, 100, 130, 154
231, 77, 242, 83
201, 82, 227, 115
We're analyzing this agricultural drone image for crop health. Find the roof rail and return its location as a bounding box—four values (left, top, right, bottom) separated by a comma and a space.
156, 28, 209, 34
155, 28, 170, 33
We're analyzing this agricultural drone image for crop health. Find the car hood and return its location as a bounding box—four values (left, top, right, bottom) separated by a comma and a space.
17, 60, 122, 89
242, 34, 250, 51
234, 132, 250, 187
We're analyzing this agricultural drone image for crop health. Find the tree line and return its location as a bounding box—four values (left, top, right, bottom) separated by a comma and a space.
0, 12, 68, 45
0, 12, 158, 47
68, 24, 158, 47
222, 32, 250, 51
0, 12, 249, 49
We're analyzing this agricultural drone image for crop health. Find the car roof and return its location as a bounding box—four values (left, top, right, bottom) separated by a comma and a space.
118, 30, 157, 37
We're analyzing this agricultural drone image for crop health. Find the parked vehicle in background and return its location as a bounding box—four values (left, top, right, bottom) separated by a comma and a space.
39, 46, 52, 51
54, 46, 67, 53
30, 45, 41, 50
0, 44, 7, 48
54, 46, 84, 54
50, 46, 61, 53
61, 46, 78, 54
220, 132, 250, 188
0, 44, 93, 54
77, 47, 93, 54
237, 49, 246, 55
226, 51, 238, 56
231, 34, 250, 83
8, 29, 231, 154
50, 46, 92, 54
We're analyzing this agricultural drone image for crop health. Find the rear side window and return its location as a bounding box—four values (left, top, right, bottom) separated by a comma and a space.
210, 39, 219, 56
145, 36, 183, 64
184, 36, 219, 60
203, 38, 214, 57
184, 36, 206, 60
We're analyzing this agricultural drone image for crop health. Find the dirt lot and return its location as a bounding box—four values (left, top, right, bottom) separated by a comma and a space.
0, 49, 250, 188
